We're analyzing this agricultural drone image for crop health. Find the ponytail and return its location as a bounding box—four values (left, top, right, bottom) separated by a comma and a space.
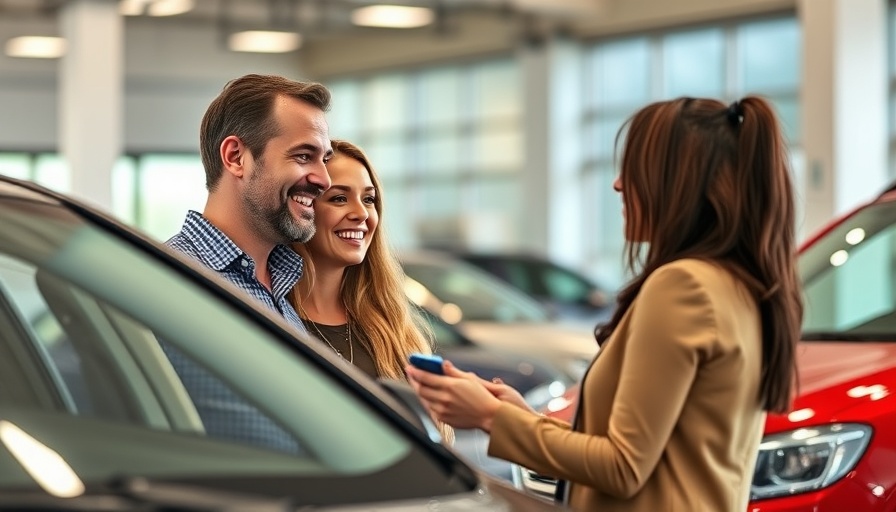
731, 97, 802, 412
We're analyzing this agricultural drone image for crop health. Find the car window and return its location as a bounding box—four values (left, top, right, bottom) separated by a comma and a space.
495, 260, 536, 293
465, 256, 596, 305
538, 264, 593, 303
801, 200, 896, 336
402, 259, 549, 323
0, 196, 470, 504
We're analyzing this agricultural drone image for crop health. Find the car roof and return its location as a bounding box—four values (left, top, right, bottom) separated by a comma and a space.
877, 179, 896, 198
0, 177, 61, 204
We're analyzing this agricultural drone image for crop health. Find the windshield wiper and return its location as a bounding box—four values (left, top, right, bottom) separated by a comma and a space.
108, 475, 296, 511
0, 478, 294, 512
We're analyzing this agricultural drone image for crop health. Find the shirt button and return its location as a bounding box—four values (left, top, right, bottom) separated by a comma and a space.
241, 259, 249, 268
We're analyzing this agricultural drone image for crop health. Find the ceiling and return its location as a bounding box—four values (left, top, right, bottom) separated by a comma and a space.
0, 0, 607, 42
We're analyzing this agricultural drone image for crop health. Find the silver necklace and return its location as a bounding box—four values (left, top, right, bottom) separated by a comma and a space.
299, 303, 354, 363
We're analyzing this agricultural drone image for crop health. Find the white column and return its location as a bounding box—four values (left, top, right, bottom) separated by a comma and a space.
518, 37, 584, 264
59, 0, 123, 211
799, 0, 887, 236
518, 43, 550, 252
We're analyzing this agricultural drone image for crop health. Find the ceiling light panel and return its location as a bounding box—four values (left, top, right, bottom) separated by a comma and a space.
351, 5, 434, 28
228, 31, 302, 53
119, 0, 151, 16
119, 0, 194, 16
5, 36, 67, 59
148, 0, 194, 17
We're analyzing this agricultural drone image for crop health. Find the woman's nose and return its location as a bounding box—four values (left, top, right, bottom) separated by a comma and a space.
347, 201, 369, 220
612, 176, 622, 192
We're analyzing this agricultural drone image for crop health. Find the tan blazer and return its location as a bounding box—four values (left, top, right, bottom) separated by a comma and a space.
489, 259, 765, 512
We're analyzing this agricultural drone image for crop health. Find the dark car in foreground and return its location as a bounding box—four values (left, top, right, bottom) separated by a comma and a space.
0, 176, 560, 511
515, 182, 896, 511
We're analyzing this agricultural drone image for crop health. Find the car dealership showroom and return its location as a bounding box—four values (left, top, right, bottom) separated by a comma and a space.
0, 0, 894, 510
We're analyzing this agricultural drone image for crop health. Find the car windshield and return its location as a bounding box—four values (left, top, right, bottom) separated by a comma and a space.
402, 259, 549, 323
0, 184, 470, 505
800, 197, 896, 340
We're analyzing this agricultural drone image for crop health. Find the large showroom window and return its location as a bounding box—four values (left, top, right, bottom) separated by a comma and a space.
326, 58, 523, 249
0, 152, 203, 242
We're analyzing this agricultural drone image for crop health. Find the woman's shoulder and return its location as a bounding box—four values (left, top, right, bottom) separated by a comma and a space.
649, 258, 728, 282
645, 258, 745, 299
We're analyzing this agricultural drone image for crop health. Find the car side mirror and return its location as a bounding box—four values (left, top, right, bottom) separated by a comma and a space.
377, 378, 443, 444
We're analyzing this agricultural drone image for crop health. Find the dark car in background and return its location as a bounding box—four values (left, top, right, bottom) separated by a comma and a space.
0, 176, 561, 511
420, 306, 572, 397
456, 251, 614, 327
401, 250, 599, 383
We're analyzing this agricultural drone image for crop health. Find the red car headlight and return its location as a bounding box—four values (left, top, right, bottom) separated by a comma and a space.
751, 423, 872, 500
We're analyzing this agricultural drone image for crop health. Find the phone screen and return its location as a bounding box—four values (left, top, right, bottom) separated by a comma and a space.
409, 353, 444, 375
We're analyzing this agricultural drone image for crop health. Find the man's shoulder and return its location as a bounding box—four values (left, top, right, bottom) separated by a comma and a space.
165, 210, 214, 261
166, 231, 199, 258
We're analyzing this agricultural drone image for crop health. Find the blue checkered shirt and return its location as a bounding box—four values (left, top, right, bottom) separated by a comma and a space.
166, 210, 308, 336
162, 210, 307, 454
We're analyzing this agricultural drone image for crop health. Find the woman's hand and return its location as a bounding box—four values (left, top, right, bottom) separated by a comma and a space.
406, 360, 504, 432
480, 376, 536, 414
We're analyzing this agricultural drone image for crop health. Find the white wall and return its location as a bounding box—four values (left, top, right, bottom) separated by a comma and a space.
0, 16, 305, 153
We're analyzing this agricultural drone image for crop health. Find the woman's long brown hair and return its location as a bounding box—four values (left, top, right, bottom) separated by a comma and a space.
596, 97, 802, 413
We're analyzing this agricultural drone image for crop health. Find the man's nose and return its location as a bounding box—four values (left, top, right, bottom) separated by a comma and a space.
308, 161, 331, 191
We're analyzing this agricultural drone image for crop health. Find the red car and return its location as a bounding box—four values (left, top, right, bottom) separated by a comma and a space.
519, 183, 896, 510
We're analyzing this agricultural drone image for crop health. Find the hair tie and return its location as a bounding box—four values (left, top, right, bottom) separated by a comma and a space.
726, 101, 744, 126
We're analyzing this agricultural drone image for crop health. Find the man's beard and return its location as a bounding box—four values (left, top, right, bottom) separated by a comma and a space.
243, 159, 317, 244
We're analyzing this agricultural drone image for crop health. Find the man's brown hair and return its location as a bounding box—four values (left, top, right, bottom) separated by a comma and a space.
199, 74, 331, 190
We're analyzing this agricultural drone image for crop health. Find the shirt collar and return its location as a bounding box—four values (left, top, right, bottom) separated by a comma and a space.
269, 244, 305, 299
180, 210, 243, 272
180, 210, 305, 295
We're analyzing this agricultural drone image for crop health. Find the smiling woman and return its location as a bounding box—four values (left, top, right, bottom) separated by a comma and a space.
290, 140, 438, 382
288, 140, 455, 442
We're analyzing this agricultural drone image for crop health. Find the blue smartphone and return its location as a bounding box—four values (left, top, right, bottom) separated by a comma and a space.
409, 353, 445, 375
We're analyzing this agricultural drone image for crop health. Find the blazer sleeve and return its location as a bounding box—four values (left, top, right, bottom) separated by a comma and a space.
487, 263, 718, 498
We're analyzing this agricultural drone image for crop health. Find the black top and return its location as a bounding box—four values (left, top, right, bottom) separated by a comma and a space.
302, 320, 378, 379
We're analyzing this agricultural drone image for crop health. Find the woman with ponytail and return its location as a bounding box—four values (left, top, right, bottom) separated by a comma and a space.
407, 96, 801, 511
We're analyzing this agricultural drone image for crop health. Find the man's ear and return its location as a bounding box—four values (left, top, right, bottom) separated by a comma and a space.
220, 135, 246, 178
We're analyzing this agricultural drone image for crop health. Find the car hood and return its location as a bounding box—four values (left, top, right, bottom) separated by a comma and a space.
457, 321, 599, 361
764, 341, 896, 434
